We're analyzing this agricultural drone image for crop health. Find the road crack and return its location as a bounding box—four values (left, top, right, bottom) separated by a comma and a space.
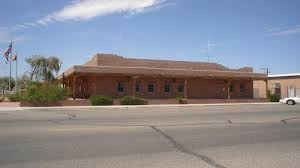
149, 125, 227, 168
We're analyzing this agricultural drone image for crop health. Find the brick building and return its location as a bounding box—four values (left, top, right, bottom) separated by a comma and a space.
254, 74, 300, 99
61, 54, 266, 99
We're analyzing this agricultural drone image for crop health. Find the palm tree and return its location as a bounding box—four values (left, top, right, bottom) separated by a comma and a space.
26, 55, 62, 82
47, 57, 61, 79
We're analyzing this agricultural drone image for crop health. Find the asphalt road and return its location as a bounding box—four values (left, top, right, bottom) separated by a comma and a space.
0, 104, 300, 168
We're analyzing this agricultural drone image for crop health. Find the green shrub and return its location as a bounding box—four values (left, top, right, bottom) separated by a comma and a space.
267, 90, 280, 102
0, 96, 4, 102
8, 92, 21, 102
22, 82, 67, 105
176, 96, 188, 104
90, 95, 113, 106
120, 96, 148, 105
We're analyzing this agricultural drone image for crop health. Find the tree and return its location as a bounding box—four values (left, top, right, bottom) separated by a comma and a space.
26, 55, 62, 82
16, 74, 30, 90
0, 77, 15, 95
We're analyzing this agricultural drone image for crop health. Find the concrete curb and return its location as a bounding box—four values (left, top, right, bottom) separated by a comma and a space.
0, 107, 24, 112
0, 102, 280, 111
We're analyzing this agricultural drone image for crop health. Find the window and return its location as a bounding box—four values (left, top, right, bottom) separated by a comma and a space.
229, 84, 234, 92
165, 84, 171, 93
136, 84, 140, 92
240, 84, 245, 92
117, 82, 124, 92
178, 85, 184, 93
148, 84, 154, 93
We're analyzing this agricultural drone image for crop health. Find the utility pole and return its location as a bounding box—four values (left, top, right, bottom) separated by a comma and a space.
260, 67, 270, 75
261, 67, 270, 98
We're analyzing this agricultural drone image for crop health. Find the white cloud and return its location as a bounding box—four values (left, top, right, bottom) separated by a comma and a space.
270, 27, 300, 36
38, 0, 170, 24
13, 0, 173, 30
0, 0, 172, 46
267, 25, 300, 36
126, 1, 176, 16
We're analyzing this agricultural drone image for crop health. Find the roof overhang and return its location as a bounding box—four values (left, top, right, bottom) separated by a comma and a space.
58, 65, 267, 80
268, 73, 300, 78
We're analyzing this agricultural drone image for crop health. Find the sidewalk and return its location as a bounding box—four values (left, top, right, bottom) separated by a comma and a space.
0, 102, 20, 107
0, 102, 280, 111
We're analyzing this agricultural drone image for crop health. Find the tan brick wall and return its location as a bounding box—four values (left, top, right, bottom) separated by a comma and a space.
188, 79, 253, 99
73, 76, 254, 99
268, 77, 300, 98
231, 80, 253, 99
188, 78, 227, 99
253, 80, 267, 98
253, 77, 300, 99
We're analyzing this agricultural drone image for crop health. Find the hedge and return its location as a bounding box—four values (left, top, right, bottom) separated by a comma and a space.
120, 96, 148, 105
8, 92, 21, 102
90, 95, 114, 106
21, 82, 67, 106
176, 96, 188, 104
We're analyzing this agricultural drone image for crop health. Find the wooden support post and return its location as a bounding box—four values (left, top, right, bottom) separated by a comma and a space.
227, 80, 232, 99
157, 78, 162, 98
62, 73, 65, 89
184, 79, 188, 99
265, 79, 268, 98
72, 75, 77, 100
79, 79, 83, 98
67, 78, 70, 93
172, 79, 177, 98
132, 77, 137, 97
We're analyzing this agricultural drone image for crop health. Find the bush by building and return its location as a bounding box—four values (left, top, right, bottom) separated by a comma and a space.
176, 96, 188, 104
8, 92, 21, 102
21, 82, 67, 106
267, 90, 281, 102
120, 96, 148, 105
0, 96, 4, 102
89, 95, 114, 106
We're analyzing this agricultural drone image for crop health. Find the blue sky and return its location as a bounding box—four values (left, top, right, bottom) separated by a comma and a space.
0, 0, 300, 77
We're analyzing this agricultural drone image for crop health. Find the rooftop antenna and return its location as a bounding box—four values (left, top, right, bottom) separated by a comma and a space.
207, 40, 216, 63
260, 67, 270, 75
207, 40, 210, 63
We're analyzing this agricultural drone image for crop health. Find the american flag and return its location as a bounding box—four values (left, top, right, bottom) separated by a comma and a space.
11, 52, 17, 61
3, 42, 12, 62
0, 49, 7, 64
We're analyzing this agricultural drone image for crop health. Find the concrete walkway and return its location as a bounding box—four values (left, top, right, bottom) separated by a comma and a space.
0, 102, 20, 107
0, 102, 279, 111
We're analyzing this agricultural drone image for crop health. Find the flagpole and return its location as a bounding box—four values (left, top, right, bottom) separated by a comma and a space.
9, 52, 11, 91
9, 41, 13, 92
15, 51, 18, 92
